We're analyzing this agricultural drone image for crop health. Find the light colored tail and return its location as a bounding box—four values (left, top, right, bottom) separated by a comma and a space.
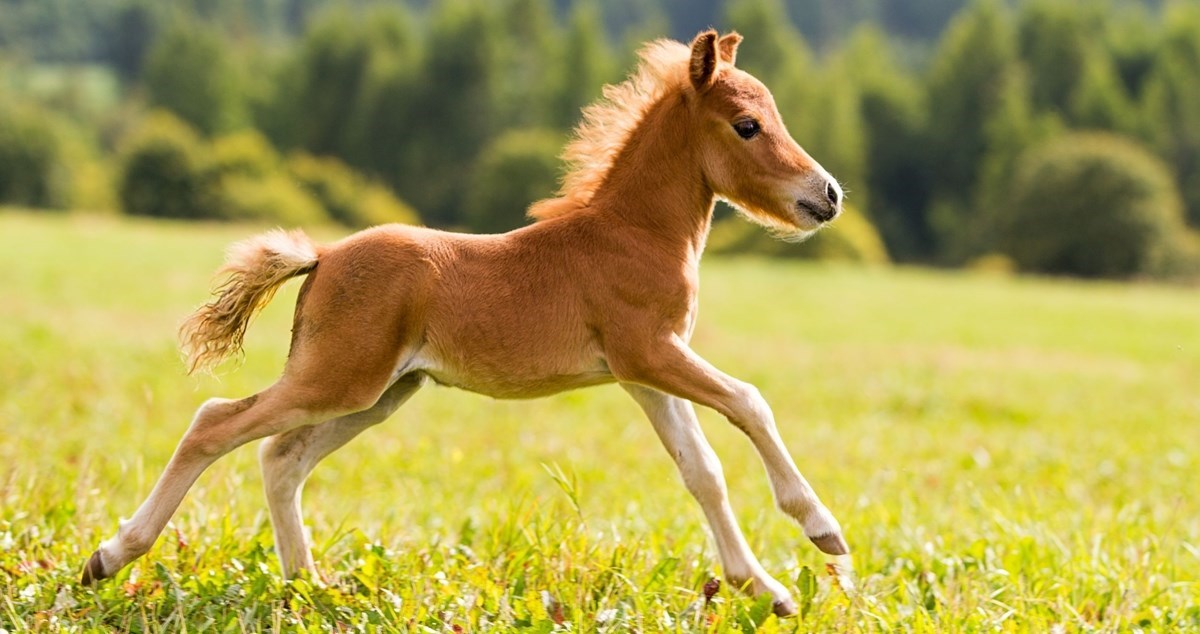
179, 229, 319, 374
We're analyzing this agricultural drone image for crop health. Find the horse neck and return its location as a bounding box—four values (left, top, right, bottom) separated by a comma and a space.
590, 95, 715, 261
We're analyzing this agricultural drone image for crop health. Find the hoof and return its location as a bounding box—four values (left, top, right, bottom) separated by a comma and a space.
80, 550, 109, 585
809, 531, 849, 556
772, 596, 799, 618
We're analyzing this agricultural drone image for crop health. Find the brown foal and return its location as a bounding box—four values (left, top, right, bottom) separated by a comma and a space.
82, 30, 847, 616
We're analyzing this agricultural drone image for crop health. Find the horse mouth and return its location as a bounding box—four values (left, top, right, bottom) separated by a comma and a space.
795, 200, 836, 224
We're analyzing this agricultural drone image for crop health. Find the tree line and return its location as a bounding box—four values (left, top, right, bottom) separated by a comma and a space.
1, 0, 1198, 279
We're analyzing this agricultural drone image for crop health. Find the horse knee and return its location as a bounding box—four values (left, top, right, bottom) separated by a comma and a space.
728, 383, 774, 434
192, 397, 237, 428
180, 395, 267, 459
258, 434, 307, 494
679, 454, 726, 505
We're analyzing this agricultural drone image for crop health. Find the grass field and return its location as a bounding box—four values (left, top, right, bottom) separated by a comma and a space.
1, 211, 1197, 632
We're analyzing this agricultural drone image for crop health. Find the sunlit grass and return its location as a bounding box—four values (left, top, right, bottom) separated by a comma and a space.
1, 211, 1197, 631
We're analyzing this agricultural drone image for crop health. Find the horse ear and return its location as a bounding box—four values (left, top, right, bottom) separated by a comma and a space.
689, 30, 719, 91
718, 32, 742, 65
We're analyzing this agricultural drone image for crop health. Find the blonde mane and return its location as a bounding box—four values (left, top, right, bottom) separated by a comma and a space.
529, 39, 692, 220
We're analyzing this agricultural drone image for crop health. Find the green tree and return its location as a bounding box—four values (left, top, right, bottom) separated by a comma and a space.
286, 7, 416, 159
1070, 49, 1139, 134
254, 4, 420, 197
1016, 0, 1092, 115
142, 22, 245, 136
340, 6, 421, 174
399, 1, 505, 226
972, 64, 1060, 260
925, 0, 1019, 255
844, 26, 934, 260
550, 1, 615, 129
495, 0, 560, 129
1104, 3, 1160, 102
1016, 0, 1137, 134
348, 53, 420, 191
1141, 5, 1200, 226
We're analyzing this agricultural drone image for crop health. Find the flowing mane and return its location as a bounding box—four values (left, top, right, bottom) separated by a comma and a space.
528, 39, 692, 220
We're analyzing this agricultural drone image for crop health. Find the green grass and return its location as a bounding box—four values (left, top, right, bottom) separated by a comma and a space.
1, 211, 1198, 632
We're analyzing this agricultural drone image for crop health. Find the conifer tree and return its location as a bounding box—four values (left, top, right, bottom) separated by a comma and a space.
925, 0, 1019, 256
401, 0, 505, 226
1142, 5, 1200, 226
551, 1, 615, 130
142, 22, 245, 136
845, 26, 934, 260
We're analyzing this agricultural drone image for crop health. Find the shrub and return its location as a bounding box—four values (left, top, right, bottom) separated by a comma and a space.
118, 111, 216, 219
708, 203, 890, 265
0, 102, 68, 208
999, 132, 1197, 278
65, 156, 116, 213
217, 174, 328, 226
117, 117, 415, 227
211, 130, 280, 180
287, 153, 418, 228
466, 129, 562, 233
354, 183, 421, 228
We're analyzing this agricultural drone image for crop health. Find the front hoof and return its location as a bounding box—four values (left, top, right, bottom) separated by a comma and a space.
809, 531, 849, 556
80, 550, 110, 585
772, 596, 799, 618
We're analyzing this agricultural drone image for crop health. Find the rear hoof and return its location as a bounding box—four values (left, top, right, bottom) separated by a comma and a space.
772, 596, 799, 618
79, 550, 110, 585
809, 531, 849, 556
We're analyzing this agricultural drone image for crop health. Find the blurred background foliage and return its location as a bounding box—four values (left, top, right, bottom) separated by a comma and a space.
1, 0, 1199, 279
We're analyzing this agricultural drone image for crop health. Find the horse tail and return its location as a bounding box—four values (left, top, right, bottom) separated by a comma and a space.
179, 228, 319, 375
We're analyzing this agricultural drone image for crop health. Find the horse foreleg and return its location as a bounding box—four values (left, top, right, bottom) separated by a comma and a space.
81, 388, 334, 584
612, 336, 847, 559
622, 384, 797, 615
258, 373, 425, 578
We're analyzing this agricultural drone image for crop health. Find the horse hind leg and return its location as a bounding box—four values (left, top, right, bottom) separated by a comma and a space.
259, 372, 426, 578
83, 230, 431, 584
80, 387, 353, 584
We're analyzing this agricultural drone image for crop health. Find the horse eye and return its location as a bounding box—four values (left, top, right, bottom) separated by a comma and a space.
733, 119, 761, 140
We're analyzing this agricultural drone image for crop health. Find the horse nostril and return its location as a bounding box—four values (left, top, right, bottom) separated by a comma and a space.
825, 180, 841, 207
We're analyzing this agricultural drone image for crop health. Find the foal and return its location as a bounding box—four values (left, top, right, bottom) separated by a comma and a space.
82, 30, 847, 616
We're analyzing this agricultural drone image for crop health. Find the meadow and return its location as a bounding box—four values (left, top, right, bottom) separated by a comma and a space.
0, 211, 1197, 632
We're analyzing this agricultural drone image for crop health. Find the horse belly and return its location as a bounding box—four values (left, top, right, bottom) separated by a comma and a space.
402, 336, 613, 399
410, 354, 613, 399
429, 366, 614, 399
